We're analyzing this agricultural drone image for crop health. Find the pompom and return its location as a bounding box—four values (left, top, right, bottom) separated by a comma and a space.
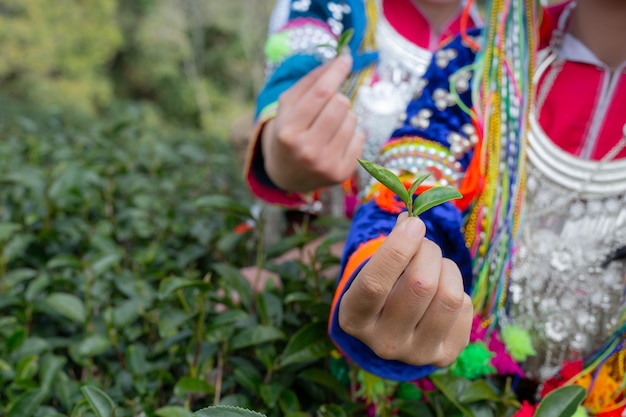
450, 341, 496, 380
513, 400, 537, 417
264, 31, 291, 64
501, 324, 536, 362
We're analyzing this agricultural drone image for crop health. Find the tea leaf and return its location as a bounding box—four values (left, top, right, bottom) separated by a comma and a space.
174, 376, 213, 397
357, 159, 409, 204
194, 406, 267, 417
42, 292, 86, 324
280, 321, 335, 367
81, 385, 117, 417
7, 389, 47, 417
336, 28, 354, 55
412, 186, 462, 216
230, 325, 285, 350
407, 173, 431, 199
156, 406, 195, 417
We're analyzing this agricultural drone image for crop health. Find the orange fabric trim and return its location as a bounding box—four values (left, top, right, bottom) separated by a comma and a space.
329, 236, 387, 328
456, 121, 485, 211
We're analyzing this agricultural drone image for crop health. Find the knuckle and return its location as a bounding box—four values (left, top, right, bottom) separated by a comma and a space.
331, 93, 351, 109
436, 285, 465, 314
384, 243, 410, 267
407, 275, 438, 302
312, 84, 335, 101
338, 309, 360, 335
356, 278, 388, 302
370, 340, 401, 361
431, 350, 457, 368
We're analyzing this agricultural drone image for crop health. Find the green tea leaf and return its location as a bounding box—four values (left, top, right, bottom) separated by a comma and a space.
81, 385, 117, 417
298, 368, 351, 402
412, 186, 462, 216
407, 173, 431, 199
230, 325, 285, 350
7, 389, 47, 417
429, 374, 475, 417
158, 277, 211, 300
357, 159, 409, 204
42, 292, 86, 323
457, 379, 501, 403
174, 376, 213, 397
534, 385, 586, 417
336, 28, 354, 55
280, 322, 335, 367
156, 406, 194, 417
194, 406, 266, 417
40, 355, 66, 393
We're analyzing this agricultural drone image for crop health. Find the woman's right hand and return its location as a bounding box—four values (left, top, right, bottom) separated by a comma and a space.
262, 54, 365, 193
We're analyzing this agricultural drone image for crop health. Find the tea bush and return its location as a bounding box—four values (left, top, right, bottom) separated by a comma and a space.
0, 99, 359, 416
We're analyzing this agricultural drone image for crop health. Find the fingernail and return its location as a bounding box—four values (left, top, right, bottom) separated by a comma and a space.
337, 53, 352, 68
403, 216, 424, 237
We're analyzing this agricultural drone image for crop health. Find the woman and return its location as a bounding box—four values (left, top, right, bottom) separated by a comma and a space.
332, 0, 626, 411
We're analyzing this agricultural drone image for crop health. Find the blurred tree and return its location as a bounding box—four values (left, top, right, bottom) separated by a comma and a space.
0, 0, 122, 112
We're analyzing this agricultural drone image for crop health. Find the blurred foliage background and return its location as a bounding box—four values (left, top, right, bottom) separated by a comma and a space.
0, 0, 274, 133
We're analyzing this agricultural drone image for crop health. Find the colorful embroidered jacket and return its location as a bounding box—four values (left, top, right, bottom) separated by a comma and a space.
332, 2, 626, 407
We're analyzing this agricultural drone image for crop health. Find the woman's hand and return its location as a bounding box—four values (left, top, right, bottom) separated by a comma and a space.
338, 213, 473, 367
262, 54, 364, 193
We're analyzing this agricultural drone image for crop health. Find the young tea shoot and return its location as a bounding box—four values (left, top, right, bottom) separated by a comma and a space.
357, 159, 462, 217
336, 28, 354, 55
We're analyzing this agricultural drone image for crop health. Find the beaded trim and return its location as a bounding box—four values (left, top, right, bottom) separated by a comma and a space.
360, 137, 463, 201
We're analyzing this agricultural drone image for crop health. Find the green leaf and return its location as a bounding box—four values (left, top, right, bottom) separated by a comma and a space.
412, 186, 462, 216
6, 327, 26, 352
46, 254, 82, 270
297, 368, 351, 402
90, 253, 120, 276
284, 292, 315, 304
194, 406, 266, 417
230, 325, 285, 350
73, 334, 111, 357
278, 389, 301, 415
336, 28, 354, 54
0, 222, 21, 243
430, 374, 475, 417
358, 159, 409, 204
40, 354, 66, 393
81, 385, 117, 417
158, 277, 211, 300
42, 292, 86, 323
194, 195, 253, 219
317, 404, 347, 417
174, 376, 213, 397
407, 173, 431, 198
256, 291, 283, 327
15, 354, 39, 382
210, 310, 249, 326
457, 379, 501, 403
7, 389, 47, 417
156, 406, 195, 417
280, 321, 335, 367
534, 385, 586, 417
259, 381, 283, 408
213, 263, 253, 310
